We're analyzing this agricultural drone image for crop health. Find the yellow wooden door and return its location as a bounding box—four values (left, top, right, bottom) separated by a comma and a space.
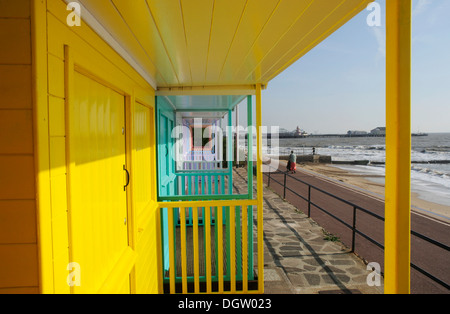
68, 72, 129, 294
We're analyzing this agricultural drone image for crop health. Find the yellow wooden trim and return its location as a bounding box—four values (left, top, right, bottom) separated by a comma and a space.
217, 206, 224, 294
31, 0, 54, 294
130, 98, 160, 293
126, 93, 137, 294
168, 208, 176, 294
180, 207, 188, 294
256, 83, 264, 294
242, 205, 248, 293
205, 207, 212, 294
156, 207, 164, 294
146, 103, 162, 294
73, 64, 128, 97
148, 105, 158, 217
64, 44, 75, 295
230, 206, 236, 294
385, 0, 412, 295
193, 207, 200, 294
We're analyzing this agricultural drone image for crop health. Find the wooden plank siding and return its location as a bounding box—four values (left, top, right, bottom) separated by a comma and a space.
0, 0, 40, 294
1, 0, 159, 294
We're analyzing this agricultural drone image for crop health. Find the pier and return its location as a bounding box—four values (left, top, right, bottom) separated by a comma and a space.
270, 133, 428, 139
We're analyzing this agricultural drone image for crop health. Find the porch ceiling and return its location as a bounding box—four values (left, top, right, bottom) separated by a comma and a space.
166, 95, 246, 112
73, 0, 371, 92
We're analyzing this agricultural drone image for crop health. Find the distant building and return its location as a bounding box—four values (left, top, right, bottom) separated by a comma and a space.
277, 126, 309, 138
371, 127, 386, 135
295, 126, 309, 137
278, 128, 291, 134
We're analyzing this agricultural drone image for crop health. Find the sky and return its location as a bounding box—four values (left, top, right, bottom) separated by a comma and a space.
251, 0, 450, 134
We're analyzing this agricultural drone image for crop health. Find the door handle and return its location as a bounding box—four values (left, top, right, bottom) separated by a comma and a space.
124, 165, 130, 191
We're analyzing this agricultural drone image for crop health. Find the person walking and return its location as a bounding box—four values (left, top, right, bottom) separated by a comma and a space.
289, 151, 297, 174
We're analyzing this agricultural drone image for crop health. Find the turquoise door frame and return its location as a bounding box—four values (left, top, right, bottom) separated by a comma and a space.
157, 96, 177, 272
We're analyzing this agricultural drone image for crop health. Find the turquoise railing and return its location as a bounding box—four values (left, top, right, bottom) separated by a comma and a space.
159, 166, 255, 287
160, 204, 255, 293
169, 169, 233, 227
158, 95, 256, 291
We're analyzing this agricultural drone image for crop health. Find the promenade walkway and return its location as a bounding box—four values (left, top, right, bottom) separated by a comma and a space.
261, 161, 450, 294
232, 168, 384, 294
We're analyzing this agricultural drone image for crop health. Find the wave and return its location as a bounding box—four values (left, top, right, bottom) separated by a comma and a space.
275, 134, 450, 206
416, 147, 450, 153
412, 164, 450, 177
275, 145, 450, 162
274, 145, 450, 180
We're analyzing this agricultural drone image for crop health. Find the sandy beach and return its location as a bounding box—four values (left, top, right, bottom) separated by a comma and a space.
278, 160, 450, 223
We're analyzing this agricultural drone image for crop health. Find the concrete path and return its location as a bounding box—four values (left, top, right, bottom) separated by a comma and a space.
233, 168, 384, 294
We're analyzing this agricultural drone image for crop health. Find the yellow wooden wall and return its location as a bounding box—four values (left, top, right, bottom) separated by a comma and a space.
0, 0, 40, 294
1, 0, 161, 294
131, 102, 161, 294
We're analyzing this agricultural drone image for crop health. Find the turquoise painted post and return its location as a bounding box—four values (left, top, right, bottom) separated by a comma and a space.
208, 176, 213, 227
208, 175, 212, 195
228, 109, 233, 195
178, 176, 185, 222
215, 206, 219, 282
214, 174, 219, 195
223, 112, 231, 281
201, 175, 205, 226
231, 106, 242, 279
202, 175, 206, 196
188, 175, 192, 195
156, 97, 178, 275
161, 208, 170, 273
173, 207, 179, 281
236, 205, 242, 280
195, 175, 199, 195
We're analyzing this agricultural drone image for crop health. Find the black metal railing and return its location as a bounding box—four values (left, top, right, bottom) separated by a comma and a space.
263, 168, 450, 291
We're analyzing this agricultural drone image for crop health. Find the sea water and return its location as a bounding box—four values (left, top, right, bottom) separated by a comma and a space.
269, 133, 450, 210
